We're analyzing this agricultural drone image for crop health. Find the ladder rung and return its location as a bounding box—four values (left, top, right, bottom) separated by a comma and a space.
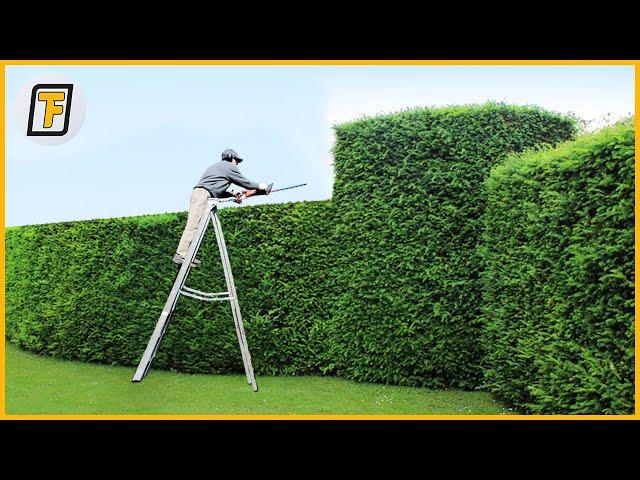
180, 289, 233, 302
182, 286, 230, 297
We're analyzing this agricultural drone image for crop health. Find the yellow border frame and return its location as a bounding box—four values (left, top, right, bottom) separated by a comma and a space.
1, 59, 638, 420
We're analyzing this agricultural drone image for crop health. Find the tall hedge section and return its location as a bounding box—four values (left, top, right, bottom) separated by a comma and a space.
6, 201, 335, 375
480, 121, 635, 414
328, 104, 576, 388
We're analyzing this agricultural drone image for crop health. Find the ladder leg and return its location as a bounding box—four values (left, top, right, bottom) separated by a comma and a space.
209, 211, 251, 384
210, 210, 254, 388
211, 210, 258, 392
132, 203, 213, 382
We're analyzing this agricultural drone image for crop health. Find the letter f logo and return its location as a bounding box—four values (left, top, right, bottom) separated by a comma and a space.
27, 84, 74, 136
38, 91, 65, 128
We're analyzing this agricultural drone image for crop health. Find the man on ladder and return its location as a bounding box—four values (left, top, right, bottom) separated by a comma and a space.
132, 148, 304, 389
132, 148, 271, 390
173, 148, 272, 267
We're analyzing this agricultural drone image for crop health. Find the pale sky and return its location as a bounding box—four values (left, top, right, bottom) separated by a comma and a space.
5, 65, 635, 226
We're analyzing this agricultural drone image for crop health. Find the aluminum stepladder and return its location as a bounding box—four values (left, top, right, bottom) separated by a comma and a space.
132, 197, 258, 391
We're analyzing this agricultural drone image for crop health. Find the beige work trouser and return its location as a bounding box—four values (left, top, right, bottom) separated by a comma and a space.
176, 187, 212, 257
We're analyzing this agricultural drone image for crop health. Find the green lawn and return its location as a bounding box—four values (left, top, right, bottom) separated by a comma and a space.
5, 342, 513, 415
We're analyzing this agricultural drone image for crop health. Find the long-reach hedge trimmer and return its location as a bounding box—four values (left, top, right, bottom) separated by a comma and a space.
233, 182, 307, 202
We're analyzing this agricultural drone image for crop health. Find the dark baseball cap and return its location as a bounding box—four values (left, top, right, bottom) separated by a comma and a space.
221, 148, 243, 163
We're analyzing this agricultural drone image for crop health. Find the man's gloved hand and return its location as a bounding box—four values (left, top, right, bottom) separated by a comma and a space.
256, 182, 273, 195
233, 183, 272, 203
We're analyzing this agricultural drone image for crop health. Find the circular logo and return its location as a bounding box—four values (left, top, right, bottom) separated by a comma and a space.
14, 74, 86, 146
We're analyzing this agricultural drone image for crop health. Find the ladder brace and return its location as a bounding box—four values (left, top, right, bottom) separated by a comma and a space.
180, 286, 233, 302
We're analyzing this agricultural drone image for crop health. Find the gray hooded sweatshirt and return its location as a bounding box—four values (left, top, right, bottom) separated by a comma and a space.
194, 161, 260, 198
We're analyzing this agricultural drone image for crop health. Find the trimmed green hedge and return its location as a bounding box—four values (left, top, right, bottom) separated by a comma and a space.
6, 201, 334, 375
7, 103, 586, 396
480, 121, 635, 413
327, 104, 576, 389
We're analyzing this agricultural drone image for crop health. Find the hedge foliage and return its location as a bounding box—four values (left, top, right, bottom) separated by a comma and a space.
6, 201, 334, 375
328, 104, 576, 389
480, 121, 635, 413
7, 103, 599, 401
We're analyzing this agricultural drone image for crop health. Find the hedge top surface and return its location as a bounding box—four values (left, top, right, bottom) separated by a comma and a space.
487, 118, 634, 183
333, 102, 574, 131
6, 199, 322, 230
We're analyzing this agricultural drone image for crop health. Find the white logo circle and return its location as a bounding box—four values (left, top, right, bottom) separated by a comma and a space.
14, 74, 86, 146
